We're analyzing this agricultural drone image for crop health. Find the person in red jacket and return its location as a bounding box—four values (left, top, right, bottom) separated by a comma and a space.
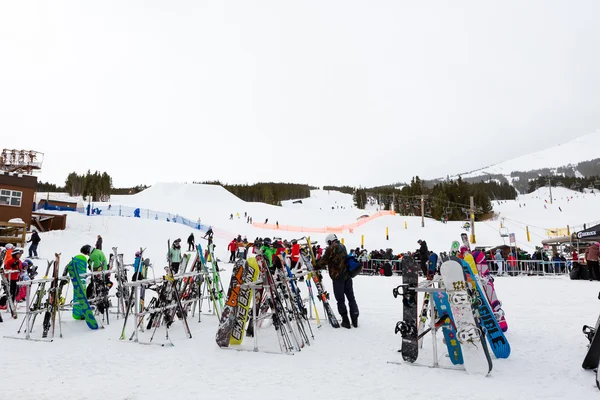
4, 247, 23, 302
228, 239, 237, 263
291, 239, 301, 269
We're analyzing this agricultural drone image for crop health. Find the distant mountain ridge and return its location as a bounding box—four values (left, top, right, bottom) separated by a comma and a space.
430, 130, 600, 193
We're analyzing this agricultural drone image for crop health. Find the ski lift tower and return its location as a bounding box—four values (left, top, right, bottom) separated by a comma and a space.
499, 226, 510, 245
0, 149, 44, 175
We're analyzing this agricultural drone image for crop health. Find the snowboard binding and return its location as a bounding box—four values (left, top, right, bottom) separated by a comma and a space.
457, 326, 482, 344
395, 321, 417, 338
450, 292, 471, 306
583, 325, 596, 343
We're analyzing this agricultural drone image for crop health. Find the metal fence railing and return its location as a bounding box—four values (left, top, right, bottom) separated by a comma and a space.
359, 259, 572, 277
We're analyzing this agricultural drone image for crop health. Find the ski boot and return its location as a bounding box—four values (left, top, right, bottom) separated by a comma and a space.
351, 314, 358, 328
341, 314, 351, 329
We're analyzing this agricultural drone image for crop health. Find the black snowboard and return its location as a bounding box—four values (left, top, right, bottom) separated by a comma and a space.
399, 256, 419, 363
582, 296, 600, 369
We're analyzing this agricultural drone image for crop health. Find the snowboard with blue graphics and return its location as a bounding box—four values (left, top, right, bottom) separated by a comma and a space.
456, 255, 510, 359
428, 253, 438, 280
431, 289, 464, 365
440, 259, 491, 375
67, 257, 98, 330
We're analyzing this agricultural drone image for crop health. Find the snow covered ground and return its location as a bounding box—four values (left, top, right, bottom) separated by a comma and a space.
2, 186, 600, 399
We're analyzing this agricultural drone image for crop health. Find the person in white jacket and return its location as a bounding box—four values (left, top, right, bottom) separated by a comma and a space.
495, 249, 504, 275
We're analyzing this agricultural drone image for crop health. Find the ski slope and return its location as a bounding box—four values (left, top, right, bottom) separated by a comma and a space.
101, 183, 599, 253
459, 130, 600, 179
1, 212, 599, 399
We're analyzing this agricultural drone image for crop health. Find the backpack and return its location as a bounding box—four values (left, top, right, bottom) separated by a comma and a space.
346, 254, 363, 278
335, 242, 363, 278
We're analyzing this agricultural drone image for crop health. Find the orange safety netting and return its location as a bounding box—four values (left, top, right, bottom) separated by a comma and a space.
251, 211, 395, 234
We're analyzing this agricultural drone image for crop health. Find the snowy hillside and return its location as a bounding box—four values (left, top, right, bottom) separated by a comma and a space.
458, 130, 600, 179
93, 183, 600, 254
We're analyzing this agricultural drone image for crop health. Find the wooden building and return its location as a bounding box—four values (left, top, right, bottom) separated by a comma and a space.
0, 171, 36, 227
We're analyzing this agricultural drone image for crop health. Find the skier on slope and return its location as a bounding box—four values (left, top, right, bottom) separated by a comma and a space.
203, 226, 214, 245
316, 233, 359, 329
167, 239, 183, 274
27, 230, 41, 258
187, 233, 195, 251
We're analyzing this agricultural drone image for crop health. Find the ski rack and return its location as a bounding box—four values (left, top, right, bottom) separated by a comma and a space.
388, 280, 466, 372
222, 280, 295, 355
79, 268, 117, 325
119, 271, 202, 346
196, 275, 220, 322
4, 277, 62, 342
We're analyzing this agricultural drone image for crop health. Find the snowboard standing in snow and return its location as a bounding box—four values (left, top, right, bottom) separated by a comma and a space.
440, 259, 492, 375
67, 256, 98, 330
230, 257, 260, 345
473, 250, 508, 332
394, 255, 418, 363
431, 289, 463, 365
427, 252, 438, 280
215, 258, 245, 347
582, 293, 600, 370
458, 254, 511, 359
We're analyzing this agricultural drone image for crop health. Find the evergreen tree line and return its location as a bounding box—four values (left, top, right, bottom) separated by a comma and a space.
198, 181, 316, 205
527, 175, 600, 193
353, 176, 515, 221
38, 176, 146, 197
322, 185, 355, 195
65, 170, 112, 202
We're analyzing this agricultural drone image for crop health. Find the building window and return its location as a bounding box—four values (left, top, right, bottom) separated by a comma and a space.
0, 189, 22, 207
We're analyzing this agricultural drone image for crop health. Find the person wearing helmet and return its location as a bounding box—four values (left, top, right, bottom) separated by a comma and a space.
316, 233, 359, 329
167, 239, 183, 274
260, 238, 276, 271
4, 247, 24, 302
3, 243, 14, 264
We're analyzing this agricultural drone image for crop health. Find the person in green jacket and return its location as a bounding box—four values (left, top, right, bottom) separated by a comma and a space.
167, 238, 183, 273
88, 248, 107, 271
259, 237, 278, 274
86, 246, 111, 299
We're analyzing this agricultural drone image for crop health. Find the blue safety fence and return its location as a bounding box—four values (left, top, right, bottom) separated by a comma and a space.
79, 204, 209, 233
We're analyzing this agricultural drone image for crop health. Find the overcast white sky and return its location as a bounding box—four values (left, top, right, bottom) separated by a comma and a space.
1, 1, 599, 188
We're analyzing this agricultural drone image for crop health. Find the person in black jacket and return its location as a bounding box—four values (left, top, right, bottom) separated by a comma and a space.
187, 233, 195, 251
417, 239, 428, 276
27, 230, 41, 258
96, 235, 103, 250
